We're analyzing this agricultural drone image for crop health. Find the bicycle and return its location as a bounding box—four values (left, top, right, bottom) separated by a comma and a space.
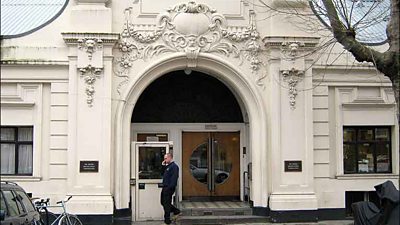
34, 196, 83, 225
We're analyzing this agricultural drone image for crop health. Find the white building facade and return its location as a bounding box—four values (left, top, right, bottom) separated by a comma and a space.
1, 0, 398, 223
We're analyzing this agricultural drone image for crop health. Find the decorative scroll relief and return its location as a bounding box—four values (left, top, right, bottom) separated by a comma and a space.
114, 1, 265, 95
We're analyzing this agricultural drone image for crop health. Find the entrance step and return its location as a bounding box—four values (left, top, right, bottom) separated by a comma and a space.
177, 215, 268, 225
180, 201, 252, 216
178, 201, 269, 224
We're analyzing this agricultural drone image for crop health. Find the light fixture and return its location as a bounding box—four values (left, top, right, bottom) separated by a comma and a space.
184, 68, 192, 75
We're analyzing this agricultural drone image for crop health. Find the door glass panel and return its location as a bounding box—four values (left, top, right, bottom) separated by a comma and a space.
189, 140, 232, 185
213, 140, 231, 184
138, 146, 166, 179
189, 142, 208, 184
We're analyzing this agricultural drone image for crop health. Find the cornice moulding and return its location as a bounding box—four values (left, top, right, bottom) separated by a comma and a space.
0, 60, 69, 66
0, 101, 35, 107
342, 102, 396, 108
263, 36, 320, 48
270, 0, 308, 8
76, 0, 109, 4
62, 32, 120, 45
313, 65, 382, 70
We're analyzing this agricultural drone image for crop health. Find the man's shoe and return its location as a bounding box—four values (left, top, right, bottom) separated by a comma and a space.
172, 212, 182, 221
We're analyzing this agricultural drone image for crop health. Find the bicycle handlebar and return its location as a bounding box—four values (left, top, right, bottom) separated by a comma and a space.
34, 198, 50, 207
56, 196, 72, 204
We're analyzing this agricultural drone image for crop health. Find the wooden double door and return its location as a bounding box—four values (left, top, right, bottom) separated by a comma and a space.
182, 132, 240, 200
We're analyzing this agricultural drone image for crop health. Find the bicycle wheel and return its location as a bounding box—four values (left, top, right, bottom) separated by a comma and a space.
40, 211, 58, 225
58, 214, 83, 225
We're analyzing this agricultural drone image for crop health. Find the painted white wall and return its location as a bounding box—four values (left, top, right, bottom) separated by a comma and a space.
1, 0, 398, 216
312, 69, 399, 209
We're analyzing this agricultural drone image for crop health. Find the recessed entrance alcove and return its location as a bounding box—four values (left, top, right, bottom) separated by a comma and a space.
113, 55, 268, 221
132, 70, 244, 123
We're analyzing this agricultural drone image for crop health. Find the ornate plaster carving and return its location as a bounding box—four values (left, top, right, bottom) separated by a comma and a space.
63, 33, 119, 107
263, 37, 320, 109
114, 1, 264, 95
281, 68, 304, 109
280, 41, 307, 59
79, 65, 103, 107
78, 38, 103, 60
280, 42, 306, 109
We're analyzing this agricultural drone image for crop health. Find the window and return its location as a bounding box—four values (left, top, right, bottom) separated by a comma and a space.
0, 192, 8, 217
2, 191, 21, 216
138, 146, 166, 179
15, 191, 35, 212
343, 127, 391, 174
1, 127, 33, 175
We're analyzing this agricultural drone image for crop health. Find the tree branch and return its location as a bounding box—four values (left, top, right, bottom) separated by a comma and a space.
321, 0, 399, 84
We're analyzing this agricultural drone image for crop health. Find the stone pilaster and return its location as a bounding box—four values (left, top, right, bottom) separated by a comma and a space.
62, 32, 119, 215
263, 36, 320, 222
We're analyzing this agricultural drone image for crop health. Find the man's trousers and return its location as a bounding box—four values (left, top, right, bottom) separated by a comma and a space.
161, 187, 180, 224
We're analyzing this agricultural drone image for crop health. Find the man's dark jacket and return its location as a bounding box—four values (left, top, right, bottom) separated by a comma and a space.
162, 161, 179, 190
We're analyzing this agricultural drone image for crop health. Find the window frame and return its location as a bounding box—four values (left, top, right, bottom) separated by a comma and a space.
343, 126, 392, 174
1, 126, 34, 176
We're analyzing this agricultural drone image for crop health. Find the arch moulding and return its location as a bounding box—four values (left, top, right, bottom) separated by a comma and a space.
112, 53, 268, 209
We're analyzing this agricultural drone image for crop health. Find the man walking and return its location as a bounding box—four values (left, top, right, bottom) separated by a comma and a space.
161, 153, 181, 224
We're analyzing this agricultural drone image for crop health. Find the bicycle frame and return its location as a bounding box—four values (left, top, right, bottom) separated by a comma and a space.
34, 196, 76, 225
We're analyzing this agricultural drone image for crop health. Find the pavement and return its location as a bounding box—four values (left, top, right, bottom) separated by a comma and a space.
125, 220, 354, 225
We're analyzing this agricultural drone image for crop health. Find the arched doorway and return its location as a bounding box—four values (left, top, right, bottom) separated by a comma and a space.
113, 54, 268, 213
132, 70, 245, 201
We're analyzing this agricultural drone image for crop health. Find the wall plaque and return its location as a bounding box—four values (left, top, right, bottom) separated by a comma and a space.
284, 160, 302, 172
80, 161, 99, 173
